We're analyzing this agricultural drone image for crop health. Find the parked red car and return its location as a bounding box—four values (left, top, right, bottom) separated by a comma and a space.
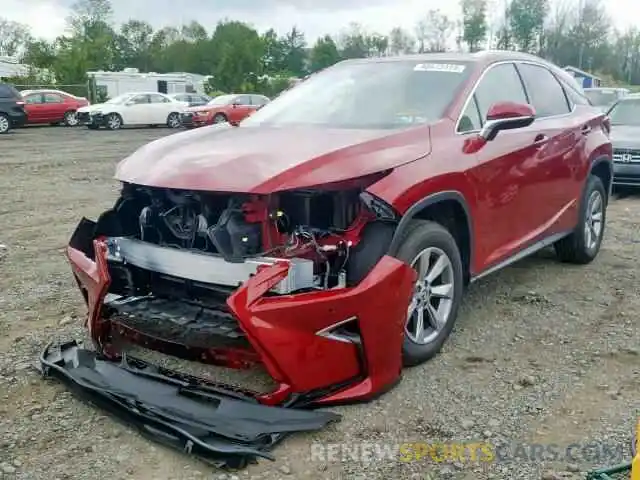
53, 51, 612, 467
21, 89, 89, 126
179, 93, 269, 128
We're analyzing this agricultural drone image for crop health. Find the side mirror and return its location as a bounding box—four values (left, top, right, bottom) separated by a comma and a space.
480, 101, 535, 141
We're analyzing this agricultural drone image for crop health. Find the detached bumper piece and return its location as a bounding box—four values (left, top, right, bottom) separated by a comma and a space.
586, 463, 632, 480
40, 340, 341, 469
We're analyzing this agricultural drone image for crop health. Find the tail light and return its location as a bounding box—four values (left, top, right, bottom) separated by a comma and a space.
16, 101, 25, 106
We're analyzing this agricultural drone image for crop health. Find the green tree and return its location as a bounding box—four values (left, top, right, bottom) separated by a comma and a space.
339, 23, 370, 59
507, 0, 548, 52
117, 20, 154, 70
281, 27, 308, 77
388, 27, 414, 55
261, 28, 287, 74
209, 21, 264, 92
461, 0, 488, 52
423, 9, 454, 52
309, 35, 341, 72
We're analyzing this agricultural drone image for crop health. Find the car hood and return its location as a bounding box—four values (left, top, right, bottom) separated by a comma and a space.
115, 124, 431, 193
610, 125, 640, 149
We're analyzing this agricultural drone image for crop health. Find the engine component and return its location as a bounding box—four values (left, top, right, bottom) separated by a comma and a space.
208, 207, 261, 262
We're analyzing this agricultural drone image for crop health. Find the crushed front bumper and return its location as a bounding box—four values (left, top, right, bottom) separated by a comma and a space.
180, 112, 208, 128
65, 217, 415, 406
40, 340, 340, 469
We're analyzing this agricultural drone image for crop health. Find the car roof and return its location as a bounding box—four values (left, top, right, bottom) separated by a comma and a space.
339, 50, 559, 68
22, 89, 71, 95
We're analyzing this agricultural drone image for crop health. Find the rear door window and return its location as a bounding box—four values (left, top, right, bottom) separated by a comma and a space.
516, 63, 571, 117
25, 94, 44, 104
44, 93, 64, 103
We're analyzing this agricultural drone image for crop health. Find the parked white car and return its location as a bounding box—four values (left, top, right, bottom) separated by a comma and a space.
76, 92, 189, 130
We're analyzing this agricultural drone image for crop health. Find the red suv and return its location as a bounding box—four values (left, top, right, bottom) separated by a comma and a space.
56, 51, 612, 464
21, 89, 89, 126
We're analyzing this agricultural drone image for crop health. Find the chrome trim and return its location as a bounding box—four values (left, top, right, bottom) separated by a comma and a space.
479, 115, 535, 141
455, 60, 577, 136
315, 316, 358, 343
471, 231, 570, 282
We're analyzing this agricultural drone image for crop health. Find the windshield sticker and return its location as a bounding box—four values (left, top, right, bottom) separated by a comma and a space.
414, 63, 466, 73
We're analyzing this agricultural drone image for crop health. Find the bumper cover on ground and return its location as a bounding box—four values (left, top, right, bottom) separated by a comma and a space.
40, 340, 341, 469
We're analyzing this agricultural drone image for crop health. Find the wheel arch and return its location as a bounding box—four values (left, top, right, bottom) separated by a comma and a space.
388, 191, 474, 284
589, 155, 613, 200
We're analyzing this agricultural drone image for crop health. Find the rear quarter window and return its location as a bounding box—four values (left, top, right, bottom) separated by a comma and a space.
0, 84, 20, 99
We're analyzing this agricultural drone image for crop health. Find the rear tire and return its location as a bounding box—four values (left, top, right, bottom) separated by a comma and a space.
63, 110, 79, 126
0, 113, 10, 134
554, 174, 606, 264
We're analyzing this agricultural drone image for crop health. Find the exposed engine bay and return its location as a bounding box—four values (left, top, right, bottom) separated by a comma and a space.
98, 181, 385, 297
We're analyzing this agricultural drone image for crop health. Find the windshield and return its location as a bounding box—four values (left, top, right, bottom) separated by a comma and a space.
608, 99, 640, 125
584, 90, 620, 106
242, 60, 472, 129
105, 93, 134, 104
208, 95, 236, 106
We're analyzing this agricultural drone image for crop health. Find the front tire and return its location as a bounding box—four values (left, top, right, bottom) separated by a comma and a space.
554, 174, 606, 264
105, 113, 122, 130
395, 220, 464, 366
212, 113, 227, 124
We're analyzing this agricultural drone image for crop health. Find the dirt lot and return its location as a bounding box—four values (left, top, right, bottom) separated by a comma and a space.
0, 126, 638, 480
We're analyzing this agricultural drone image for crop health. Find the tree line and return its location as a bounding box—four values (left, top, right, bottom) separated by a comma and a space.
1, 0, 639, 97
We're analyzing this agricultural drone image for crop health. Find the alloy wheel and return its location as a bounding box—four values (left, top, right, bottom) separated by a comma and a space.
168, 113, 180, 128
406, 247, 455, 345
584, 190, 603, 250
65, 112, 79, 126
0, 115, 9, 133
107, 114, 121, 130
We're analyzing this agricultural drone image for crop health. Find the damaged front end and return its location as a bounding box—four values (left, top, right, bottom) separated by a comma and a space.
49, 179, 415, 466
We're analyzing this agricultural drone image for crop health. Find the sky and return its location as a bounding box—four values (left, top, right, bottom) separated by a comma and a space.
3, 0, 639, 44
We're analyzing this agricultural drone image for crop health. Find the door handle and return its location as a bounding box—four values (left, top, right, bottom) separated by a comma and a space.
581, 124, 592, 135
533, 134, 548, 146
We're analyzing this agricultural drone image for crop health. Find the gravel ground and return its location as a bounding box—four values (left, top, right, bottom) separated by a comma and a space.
0, 126, 638, 480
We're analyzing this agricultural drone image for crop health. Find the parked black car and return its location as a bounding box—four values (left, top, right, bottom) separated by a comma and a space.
0, 83, 27, 134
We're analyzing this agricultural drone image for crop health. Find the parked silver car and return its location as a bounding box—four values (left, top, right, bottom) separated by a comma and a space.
607, 94, 640, 186
584, 87, 630, 111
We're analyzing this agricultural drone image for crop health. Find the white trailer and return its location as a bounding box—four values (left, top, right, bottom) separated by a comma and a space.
88, 69, 210, 100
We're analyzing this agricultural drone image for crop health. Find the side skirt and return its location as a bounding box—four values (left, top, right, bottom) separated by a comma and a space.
470, 231, 572, 283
